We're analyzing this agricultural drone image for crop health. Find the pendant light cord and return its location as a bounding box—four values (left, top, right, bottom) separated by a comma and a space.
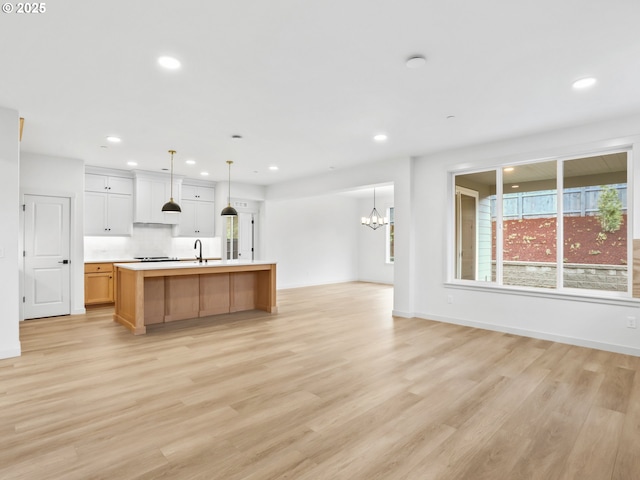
227, 160, 233, 206
169, 149, 176, 200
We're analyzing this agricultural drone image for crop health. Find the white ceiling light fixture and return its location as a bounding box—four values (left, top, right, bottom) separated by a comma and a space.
200, 171, 209, 176
406, 55, 427, 69
127, 161, 137, 166
572, 77, 597, 90
106, 136, 121, 143
373, 133, 388, 142
269, 165, 279, 171
185, 159, 196, 165
158, 56, 181, 70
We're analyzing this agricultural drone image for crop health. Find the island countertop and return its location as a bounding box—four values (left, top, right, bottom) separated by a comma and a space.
113, 260, 277, 334
113, 259, 276, 271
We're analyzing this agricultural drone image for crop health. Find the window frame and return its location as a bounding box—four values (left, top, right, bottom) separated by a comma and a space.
448, 147, 633, 300
386, 206, 395, 264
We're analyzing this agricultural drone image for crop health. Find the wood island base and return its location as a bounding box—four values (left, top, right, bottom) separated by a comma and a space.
113, 262, 277, 334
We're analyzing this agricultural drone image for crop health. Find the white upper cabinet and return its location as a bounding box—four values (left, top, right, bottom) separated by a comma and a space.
85, 173, 134, 195
181, 184, 215, 202
174, 181, 216, 237
84, 172, 133, 236
133, 172, 182, 225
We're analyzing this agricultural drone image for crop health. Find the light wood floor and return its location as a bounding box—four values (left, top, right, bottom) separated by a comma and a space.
1, 282, 639, 480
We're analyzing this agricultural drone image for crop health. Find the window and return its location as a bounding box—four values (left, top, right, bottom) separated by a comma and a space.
386, 207, 395, 263
453, 151, 630, 295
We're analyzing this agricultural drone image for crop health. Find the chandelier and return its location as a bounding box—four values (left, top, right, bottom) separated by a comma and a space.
361, 188, 388, 230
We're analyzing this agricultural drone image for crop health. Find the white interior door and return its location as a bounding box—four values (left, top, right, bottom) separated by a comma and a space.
238, 213, 254, 260
23, 194, 71, 319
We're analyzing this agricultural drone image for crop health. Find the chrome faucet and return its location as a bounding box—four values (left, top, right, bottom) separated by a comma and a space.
194, 239, 203, 263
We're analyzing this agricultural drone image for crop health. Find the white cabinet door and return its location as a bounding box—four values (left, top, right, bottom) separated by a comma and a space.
85, 174, 133, 195
85, 192, 109, 235
177, 199, 198, 236
175, 200, 215, 237
85, 191, 133, 235
182, 184, 215, 202
107, 194, 133, 235
85, 174, 109, 193
195, 201, 215, 236
107, 176, 133, 195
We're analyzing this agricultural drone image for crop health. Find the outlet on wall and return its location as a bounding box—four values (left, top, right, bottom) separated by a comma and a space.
447, 295, 453, 304
626, 316, 637, 329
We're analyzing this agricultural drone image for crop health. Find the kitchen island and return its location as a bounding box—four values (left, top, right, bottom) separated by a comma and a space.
113, 260, 277, 334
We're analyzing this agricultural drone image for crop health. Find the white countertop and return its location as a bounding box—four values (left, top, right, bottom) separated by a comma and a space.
113, 259, 276, 271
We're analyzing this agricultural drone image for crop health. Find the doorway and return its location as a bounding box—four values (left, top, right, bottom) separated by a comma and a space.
23, 194, 71, 319
226, 212, 255, 260
455, 187, 478, 280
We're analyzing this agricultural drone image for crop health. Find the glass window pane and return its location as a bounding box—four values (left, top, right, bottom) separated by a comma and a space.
562, 153, 628, 292
502, 161, 557, 288
455, 171, 496, 282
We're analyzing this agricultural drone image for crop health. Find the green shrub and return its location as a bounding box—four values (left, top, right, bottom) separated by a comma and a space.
597, 185, 623, 233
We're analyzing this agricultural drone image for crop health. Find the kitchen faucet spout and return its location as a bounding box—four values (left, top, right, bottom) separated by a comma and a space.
194, 239, 203, 263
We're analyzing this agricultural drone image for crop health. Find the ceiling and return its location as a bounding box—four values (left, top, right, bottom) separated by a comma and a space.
2, 1, 640, 186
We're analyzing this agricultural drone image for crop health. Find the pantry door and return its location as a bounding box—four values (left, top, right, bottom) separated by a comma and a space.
23, 194, 71, 319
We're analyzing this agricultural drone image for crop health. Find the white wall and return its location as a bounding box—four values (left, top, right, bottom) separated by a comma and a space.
0, 107, 21, 359
412, 113, 640, 356
358, 192, 394, 284
265, 157, 412, 307
264, 194, 361, 289
20, 152, 86, 316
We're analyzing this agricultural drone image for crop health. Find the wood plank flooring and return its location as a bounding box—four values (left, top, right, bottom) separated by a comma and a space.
1, 282, 639, 479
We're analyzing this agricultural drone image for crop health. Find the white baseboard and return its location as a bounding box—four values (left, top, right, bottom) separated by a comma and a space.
392, 309, 415, 318
417, 313, 640, 357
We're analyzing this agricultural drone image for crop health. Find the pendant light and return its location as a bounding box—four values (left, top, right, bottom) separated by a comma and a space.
361, 188, 388, 230
221, 160, 238, 216
161, 149, 181, 212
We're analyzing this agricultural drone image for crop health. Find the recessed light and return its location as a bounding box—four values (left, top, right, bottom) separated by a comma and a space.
127, 161, 137, 166
446, 115, 456, 120
185, 159, 196, 165
373, 134, 388, 142
269, 166, 279, 171
158, 56, 181, 70
572, 77, 597, 90
106, 136, 121, 143
504, 167, 514, 172
511, 185, 520, 189
406, 55, 427, 69
200, 171, 209, 176
231, 134, 243, 140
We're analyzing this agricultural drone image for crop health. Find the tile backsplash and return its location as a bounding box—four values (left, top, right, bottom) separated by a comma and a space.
84, 224, 221, 260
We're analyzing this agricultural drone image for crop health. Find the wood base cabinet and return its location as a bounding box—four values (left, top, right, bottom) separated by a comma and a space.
84, 263, 114, 305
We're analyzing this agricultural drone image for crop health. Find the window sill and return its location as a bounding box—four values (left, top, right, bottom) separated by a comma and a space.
444, 280, 640, 307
